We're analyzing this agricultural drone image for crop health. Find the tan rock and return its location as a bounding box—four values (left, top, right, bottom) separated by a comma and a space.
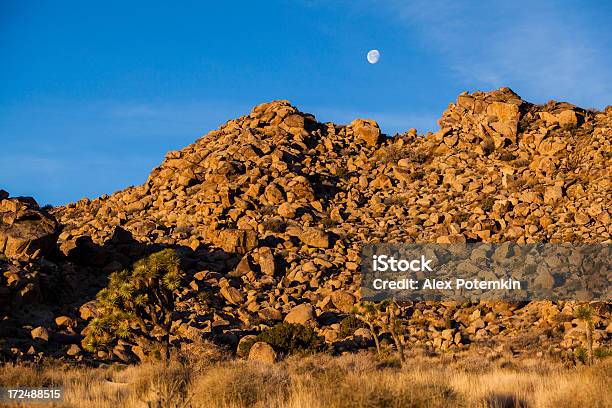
220, 286, 244, 305
330, 290, 356, 313
55, 316, 75, 329
556, 110, 578, 127
544, 186, 563, 204
257, 247, 276, 276
300, 227, 332, 248
31, 326, 49, 342
248, 342, 277, 364
0, 198, 58, 261
79, 301, 98, 321
284, 303, 317, 326
351, 119, 381, 146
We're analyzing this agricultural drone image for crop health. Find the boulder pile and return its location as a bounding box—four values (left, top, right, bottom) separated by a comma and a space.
1, 88, 610, 363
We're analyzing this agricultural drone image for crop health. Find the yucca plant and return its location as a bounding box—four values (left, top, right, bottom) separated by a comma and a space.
84, 249, 184, 362
574, 304, 594, 366
383, 300, 406, 365
355, 300, 407, 365
354, 301, 382, 356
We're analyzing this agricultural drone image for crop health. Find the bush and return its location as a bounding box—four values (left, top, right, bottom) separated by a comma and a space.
574, 346, 588, 365
593, 347, 612, 360
240, 323, 325, 357
321, 217, 337, 228
380, 145, 431, 165
84, 248, 185, 362
337, 315, 367, 339
480, 196, 495, 212
262, 218, 286, 233
237, 336, 258, 359
383, 196, 407, 206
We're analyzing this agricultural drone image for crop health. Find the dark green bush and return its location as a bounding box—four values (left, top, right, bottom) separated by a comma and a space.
480, 196, 495, 212
240, 323, 325, 358
321, 217, 337, 228
237, 336, 258, 359
262, 218, 286, 233
574, 346, 588, 364
337, 315, 366, 339
593, 347, 612, 359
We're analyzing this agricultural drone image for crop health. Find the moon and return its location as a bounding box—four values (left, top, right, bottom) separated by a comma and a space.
367, 49, 380, 64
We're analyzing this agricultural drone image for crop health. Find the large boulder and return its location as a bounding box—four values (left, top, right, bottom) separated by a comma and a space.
284, 303, 317, 326
0, 197, 58, 261
248, 341, 277, 364
350, 119, 381, 146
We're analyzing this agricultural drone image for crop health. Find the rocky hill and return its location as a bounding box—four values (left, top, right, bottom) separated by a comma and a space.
1, 88, 610, 363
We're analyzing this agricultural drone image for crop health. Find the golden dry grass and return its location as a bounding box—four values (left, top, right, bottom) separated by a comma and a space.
0, 351, 610, 408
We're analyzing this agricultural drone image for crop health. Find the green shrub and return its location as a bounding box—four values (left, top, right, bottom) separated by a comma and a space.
574, 346, 588, 365
321, 217, 337, 228
480, 196, 495, 212
236, 336, 258, 359
593, 347, 612, 360
262, 218, 286, 233
338, 315, 367, 339
240, 323, 325, 357
574, 305, 595, 366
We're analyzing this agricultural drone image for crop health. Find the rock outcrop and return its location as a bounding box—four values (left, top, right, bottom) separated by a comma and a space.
2, 88, 610, 363
0, 196, 58, 261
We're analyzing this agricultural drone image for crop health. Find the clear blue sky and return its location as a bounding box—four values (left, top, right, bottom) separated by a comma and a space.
1, 0, 611, 205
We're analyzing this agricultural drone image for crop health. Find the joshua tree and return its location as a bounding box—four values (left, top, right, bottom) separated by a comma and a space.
574, 304, 594, 366
355, 302, 382, 356
382, 300, 406, 364
84, 248, 184, 362
355, 300, 407, 364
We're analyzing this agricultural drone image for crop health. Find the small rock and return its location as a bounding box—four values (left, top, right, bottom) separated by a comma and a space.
31, 326, 49, 342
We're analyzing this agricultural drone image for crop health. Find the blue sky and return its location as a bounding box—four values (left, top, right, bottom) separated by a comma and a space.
1, 0, 611, 205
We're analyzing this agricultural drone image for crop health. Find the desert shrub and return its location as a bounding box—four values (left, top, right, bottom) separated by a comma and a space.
335, 167, 350, 179
236, 336, 258, 359
260, 205, 276, 216
574, 305, 595, 365
84, 248, 185, 362
380, 145, 431, 165
338, 315, 367, 339
241, 323, 326, 357
498, 150, 516, 161
262, 217, 286, 233
0, 364, 56, 388
574, 347, 589, 365
379, 145, 408, 164
383, 196, 407, 206
321, 217, 337, 228
178, 338, 230, 371
192, 362, 290, 408
453, 212, 470, 224
480, 196, 496, 212
133, 364, 193, 408
593, 347, 612, 360
409, 169, 426, 181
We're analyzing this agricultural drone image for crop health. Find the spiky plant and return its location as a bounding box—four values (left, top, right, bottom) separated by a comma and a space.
574, 304, 594, 366
382, 300, 406, 365
355, 300, 407, 364
84, 249, 184, 362
354, 302, 382, 356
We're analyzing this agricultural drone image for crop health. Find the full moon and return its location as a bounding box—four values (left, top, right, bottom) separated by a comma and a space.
367, 49, 380, 64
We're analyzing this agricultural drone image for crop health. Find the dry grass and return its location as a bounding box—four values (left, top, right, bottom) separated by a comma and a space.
0, 351, 610, 408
